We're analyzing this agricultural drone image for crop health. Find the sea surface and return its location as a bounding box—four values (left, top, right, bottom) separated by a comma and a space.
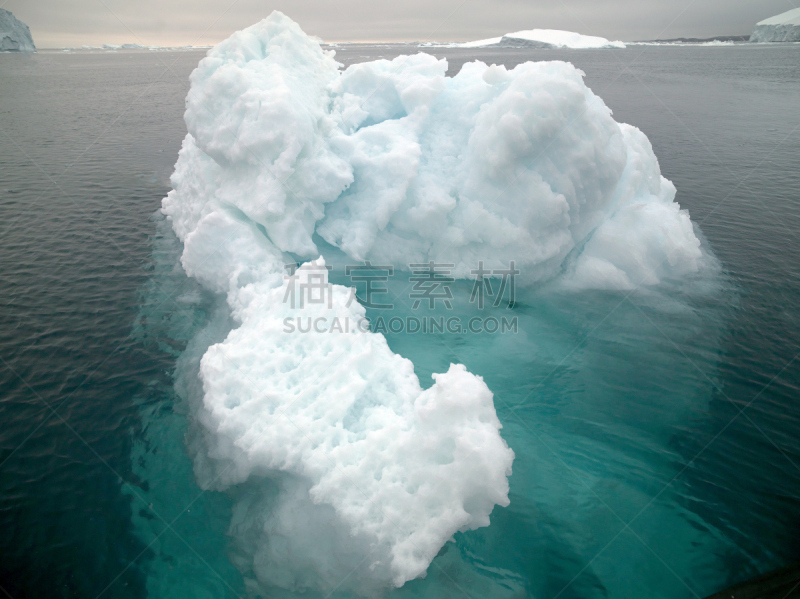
1, 44, 799, 599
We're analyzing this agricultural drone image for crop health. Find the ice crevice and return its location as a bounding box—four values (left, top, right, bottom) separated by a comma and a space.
161, 10, 707, 595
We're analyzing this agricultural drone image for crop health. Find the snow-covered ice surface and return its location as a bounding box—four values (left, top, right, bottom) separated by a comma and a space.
750, 7, 800, 43
166, 18, 699, 291
0, 9, 35, 52
455, 36, 503, 48
498, 29, 625, 49
446, 29, 625, 49
158, 11, 716, 596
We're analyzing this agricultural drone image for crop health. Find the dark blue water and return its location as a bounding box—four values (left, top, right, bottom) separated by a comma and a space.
1, 44, 798, 598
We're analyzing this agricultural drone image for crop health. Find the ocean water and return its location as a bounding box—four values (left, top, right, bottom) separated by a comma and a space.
1, 44, 799, 599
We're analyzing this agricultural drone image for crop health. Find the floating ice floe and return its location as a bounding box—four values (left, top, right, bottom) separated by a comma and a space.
161, 10, 706, 595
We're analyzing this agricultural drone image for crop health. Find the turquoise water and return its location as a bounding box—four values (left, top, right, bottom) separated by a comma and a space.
1, 45, 799, 598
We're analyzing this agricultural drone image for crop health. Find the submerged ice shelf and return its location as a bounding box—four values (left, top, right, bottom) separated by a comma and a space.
156, 10, 713, 596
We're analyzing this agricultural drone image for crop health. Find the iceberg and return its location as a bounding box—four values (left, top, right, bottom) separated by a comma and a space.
456, 36, 503, 48
0, 9, 35, 52
749, 7, 800, 42
455, 29, 625, 49
161, 11, 705, 595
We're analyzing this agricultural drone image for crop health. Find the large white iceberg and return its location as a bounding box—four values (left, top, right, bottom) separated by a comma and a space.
454, 29, 625, 49
750, 7, 800, 43
0, 9, 35, 52
162, 11, 704, 595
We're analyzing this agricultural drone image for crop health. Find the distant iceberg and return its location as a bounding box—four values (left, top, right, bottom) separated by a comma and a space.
750, 7, 800, 42
454, 29, 625, 49
0, 9, 35, 52
456, 36, 503, 48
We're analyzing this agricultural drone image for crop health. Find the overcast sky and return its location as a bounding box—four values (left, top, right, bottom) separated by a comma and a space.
2, 0, 795, 47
